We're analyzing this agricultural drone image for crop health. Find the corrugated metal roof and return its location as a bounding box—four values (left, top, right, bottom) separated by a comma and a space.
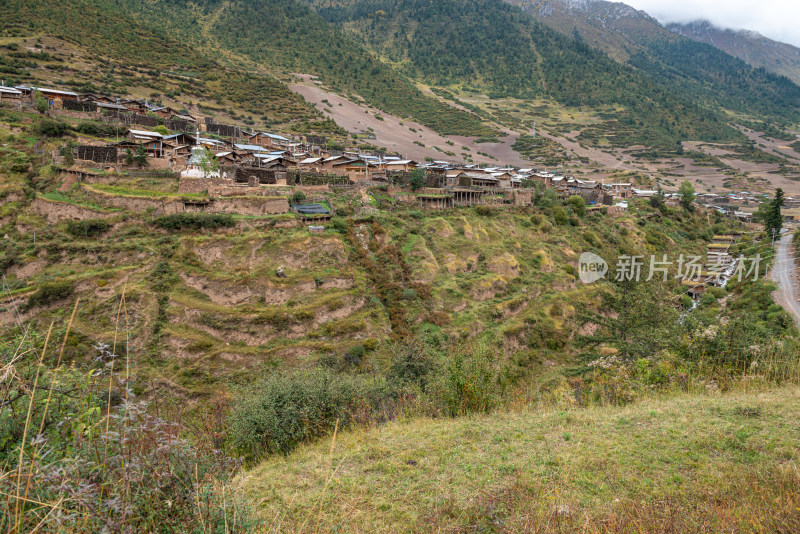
233, 143, 267, 152
129, 129, 163, 138
16, 85, 78, 96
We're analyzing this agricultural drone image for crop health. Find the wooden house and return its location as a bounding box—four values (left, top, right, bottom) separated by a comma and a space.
79, 93, 113, 104
119, 99, 147, 114
462, 172, 498, 188
127, 129, 164, 157
248, 132, 291, 149
604, 183, 633, 199
16, 85, 78, 108
162, 132, 196, 158
299, 156, 324, 170
0, 86, 23, 104
148, 106, 177, 119
385, 159, 417, 172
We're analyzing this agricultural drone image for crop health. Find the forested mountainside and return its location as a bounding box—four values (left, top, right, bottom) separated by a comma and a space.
503, 0, 800, 122
667, 20, 800, 85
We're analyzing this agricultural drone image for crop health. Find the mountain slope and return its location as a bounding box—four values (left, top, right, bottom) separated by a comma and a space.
303, 0, 740, 149
508, 0, 800, 123
667, 20, 800, 85
0, 0, 493, 136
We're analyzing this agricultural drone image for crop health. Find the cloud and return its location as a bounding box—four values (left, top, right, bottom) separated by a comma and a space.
623, 0, 800, 47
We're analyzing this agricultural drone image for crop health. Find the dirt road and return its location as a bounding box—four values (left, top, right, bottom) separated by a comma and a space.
772, 232, 800, 328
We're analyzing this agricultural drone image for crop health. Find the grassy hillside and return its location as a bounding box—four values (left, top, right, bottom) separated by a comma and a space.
0, 0, 489, 136
247, 384, 800, 531
3, 92, 800, 530
0, 18, 333, 132
3, 107, 784, 402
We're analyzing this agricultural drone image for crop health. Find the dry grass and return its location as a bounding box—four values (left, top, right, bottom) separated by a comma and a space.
245, 384, 800, 532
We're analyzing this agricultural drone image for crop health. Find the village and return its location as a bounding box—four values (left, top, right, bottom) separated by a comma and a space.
2, 83, 789, 223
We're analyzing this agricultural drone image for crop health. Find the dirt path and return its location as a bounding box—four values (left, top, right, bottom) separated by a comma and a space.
771, 232, 800, 328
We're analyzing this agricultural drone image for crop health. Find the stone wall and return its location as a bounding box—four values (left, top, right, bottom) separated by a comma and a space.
289, 170, 350, 186
512, 190, 533, 206
204, 197, 289, 216
179, 177, 231, 194
220, 165, 281, 185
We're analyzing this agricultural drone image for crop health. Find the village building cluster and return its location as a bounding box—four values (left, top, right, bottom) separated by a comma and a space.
3, 83, 791, 218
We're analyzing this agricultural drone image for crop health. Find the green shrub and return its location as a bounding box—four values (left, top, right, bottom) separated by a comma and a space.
567, 195, 586, 217
291, 190, 307, 204
331, 216, 348, 233
36, 119, 69, 137
700, 292, 717, 307
153, 213, 235, 230
428, 344, 504, 417
387, 340, 437, 392
34, 91, 48, 114
553, 206, 568, 225
26, 280, 74, 309
73, 122, 122, 137
229, 368, 390, 460
401, 288, 418, 300
66, 219, 109, 238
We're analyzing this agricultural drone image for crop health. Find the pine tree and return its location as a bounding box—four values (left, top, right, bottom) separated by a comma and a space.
764, 188, 784, 236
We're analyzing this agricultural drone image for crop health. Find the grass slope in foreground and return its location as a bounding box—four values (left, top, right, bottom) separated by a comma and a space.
248, 386, 800, 532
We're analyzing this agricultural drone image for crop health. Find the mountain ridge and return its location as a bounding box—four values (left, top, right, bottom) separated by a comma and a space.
666, 19, 800, 85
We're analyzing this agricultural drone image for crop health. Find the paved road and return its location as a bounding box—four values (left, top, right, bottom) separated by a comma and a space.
772, 233, 800, 328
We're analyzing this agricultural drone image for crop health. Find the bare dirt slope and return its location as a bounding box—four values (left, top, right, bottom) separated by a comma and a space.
289, 76, 530, 166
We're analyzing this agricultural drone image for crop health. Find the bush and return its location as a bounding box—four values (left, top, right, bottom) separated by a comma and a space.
401, 288, 418, 300
34, 91, 48, 114
428, 344, 504, 417
700, 292, 717, 307
567, 195, 586, 217
73, 122, 122, 137
331, 216, 348, 233
25, 280, 74, 309
229, 368, 390, 460
387, 340, 438, 392
291, 190, 307, 204
36, 119, 69, 137
409, 169, 425, 191
153, 213, 235, 230
66, 219, 109, 238
1, 331, 247, 532
553, 206, 569, 225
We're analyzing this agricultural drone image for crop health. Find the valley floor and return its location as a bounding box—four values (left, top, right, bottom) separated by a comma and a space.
246, 385, 800, 532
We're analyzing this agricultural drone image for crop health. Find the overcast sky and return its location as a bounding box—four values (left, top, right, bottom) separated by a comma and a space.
622, 0, 800, 47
